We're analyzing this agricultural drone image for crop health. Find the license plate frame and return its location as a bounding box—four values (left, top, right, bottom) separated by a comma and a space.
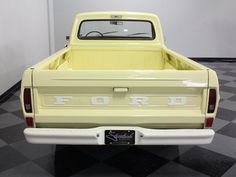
105, 130, 135, 145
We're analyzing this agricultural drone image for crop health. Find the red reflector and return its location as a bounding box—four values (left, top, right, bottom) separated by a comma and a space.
26, 117, 34, 127
205, 117, 214, 127
24, 88, 32, 113
208, 89, 216, 113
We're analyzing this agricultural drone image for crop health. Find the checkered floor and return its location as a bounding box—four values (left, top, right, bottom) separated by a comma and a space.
0, 62, 236, 177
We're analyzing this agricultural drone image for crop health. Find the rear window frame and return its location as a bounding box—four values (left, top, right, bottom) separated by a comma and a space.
77, 19, 156, 40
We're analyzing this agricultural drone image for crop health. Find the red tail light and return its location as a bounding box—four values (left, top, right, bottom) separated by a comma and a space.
208, 89, 216, 113
23, 88, 32, 113
26, 117, 34, 127
205, 117, 214, 127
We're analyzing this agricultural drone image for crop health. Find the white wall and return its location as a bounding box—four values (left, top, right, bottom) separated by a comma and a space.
0, 0, 50, 95
52, 0, 236, 58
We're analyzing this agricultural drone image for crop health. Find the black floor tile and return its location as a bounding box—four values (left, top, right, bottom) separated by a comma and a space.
72, 162, 129, 177
217, 123, 236, 138
0, 108, 7, 115
214, 67, 234, 71
224, 72, 236, 77
7, 95, 19, 102
10, 140, 55, 160
216, 108, 236, 121
0, 146, 28, 172
151, 161, 209, 177
71, 145, 129, 160
54, 146, 99, 177
0, 161, 53, 177
34, 154, 55, 176
139, 145, 189, 160
12, 110, 24, 120
105, 147, 169, 177
219, 79, 229, 86
0, 123, 26, 144
220, 86, 236, 94
229, 95, 236, 101
0, 93, 14, 105
174, 146, 236, 177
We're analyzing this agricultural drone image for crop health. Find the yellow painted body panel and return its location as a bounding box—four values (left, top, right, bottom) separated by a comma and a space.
20, 12, 220, 129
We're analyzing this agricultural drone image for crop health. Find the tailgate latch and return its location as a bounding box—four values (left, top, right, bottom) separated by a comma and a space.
113, 87, 129, 93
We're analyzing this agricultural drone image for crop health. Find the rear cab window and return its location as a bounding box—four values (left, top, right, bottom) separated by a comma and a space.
78, 20, 156, 40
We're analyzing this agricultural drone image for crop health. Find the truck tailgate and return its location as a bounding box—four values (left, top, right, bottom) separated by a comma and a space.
32, 70, 209, 128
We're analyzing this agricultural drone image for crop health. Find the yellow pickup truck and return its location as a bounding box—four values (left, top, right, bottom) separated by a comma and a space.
20, 12, 219, 145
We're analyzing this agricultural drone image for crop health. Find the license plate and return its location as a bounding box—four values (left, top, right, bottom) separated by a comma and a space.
105, 130, 135, 145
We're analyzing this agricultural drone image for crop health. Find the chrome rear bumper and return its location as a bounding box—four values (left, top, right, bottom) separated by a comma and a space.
24, 126, 215, 145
